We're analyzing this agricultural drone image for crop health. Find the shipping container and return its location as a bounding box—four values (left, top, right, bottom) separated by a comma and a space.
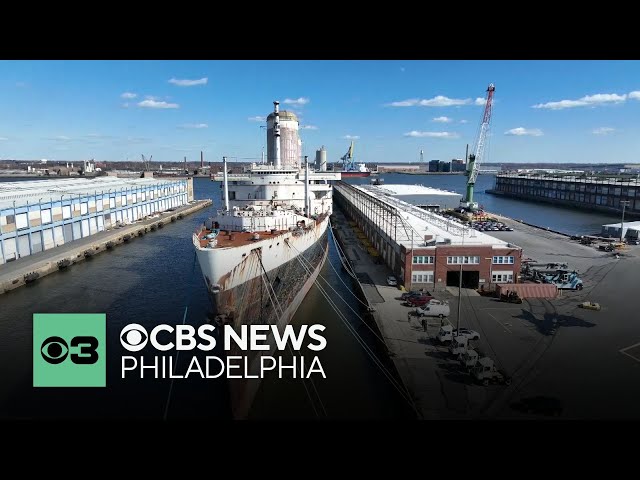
496, 283, 558, 299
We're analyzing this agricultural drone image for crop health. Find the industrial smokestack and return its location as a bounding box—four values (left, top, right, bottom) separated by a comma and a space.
274, 101, 281, 169
200, 151, 204, 168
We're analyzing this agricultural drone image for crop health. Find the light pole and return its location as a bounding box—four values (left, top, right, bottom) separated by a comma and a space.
620, 200, 630, 243
456, 227, 466, 334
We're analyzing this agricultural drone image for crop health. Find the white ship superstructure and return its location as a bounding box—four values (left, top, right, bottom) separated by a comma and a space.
192, 101, 340, 418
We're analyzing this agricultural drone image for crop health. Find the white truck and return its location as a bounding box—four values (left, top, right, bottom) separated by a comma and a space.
471, 357, 512, 386
459, 349, 479, 369
448, 335, 469, 356
416, 299, 450, 318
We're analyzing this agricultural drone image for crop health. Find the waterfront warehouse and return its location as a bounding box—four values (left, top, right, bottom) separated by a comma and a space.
489, 172, 640, 218
0, 176, 194, 264
333, 182, 521, 291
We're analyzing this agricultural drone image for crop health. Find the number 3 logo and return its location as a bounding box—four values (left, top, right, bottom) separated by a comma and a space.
41, 336, 99, 365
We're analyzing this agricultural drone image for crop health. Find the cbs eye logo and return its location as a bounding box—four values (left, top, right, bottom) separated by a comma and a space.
33, 313, 106, 388
40, 335, 99, 364
120, 324, 148, 352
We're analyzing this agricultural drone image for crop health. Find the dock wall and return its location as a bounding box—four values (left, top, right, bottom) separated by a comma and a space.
0, 199, 211, 295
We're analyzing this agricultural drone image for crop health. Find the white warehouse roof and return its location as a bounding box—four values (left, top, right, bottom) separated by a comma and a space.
353, 185, 512, 249
602, 221, 640, 229
368, 184, 461, 197
0, 176, 186, 210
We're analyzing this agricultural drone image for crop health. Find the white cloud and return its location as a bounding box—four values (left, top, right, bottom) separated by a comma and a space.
121, 92, 137, 99
0, 137, 8, 141
629, 91, 640, 100
137, 99, 179, 109
532, 93, 627, 110
179, 123, 208, 129
343, 135, 360, 140
403, 131, 459, 139
504, 127, 543, 137
284, 97, 310, 106
474, 97, 486, 106
388, 95, 487, 108
459, 119, 468, 124
592, 127, 615, 135
55, 135, 71, 141
248, 116, 266, 122
432, 116, 452, 123
300, 125, 318, 130
168, 77, 208, 87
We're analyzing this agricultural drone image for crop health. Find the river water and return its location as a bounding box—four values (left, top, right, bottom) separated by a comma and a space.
0, 174, 617, 419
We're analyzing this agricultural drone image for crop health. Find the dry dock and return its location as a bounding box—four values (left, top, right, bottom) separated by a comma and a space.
0, 199, 211, 295
332, 202, 640, 419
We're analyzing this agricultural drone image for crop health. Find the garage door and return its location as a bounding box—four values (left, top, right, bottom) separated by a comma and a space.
2, 237, 17, 262
54, 226, 64, 246
43, 228, 55, 250
17, 234, 30, 257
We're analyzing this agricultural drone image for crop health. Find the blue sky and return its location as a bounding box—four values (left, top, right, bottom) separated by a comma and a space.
1, 60, 639, 165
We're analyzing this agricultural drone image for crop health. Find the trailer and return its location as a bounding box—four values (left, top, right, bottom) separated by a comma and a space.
495, 283, 558, 299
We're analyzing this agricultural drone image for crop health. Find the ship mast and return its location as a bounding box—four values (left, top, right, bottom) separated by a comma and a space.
223, 156, 230, 212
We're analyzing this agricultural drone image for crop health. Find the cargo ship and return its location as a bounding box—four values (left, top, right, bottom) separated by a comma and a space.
192, 101, 341, 418
339, 163, 371, 178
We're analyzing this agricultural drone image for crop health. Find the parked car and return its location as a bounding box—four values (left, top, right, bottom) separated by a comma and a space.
401, 289, 429, 300
386, 276, 398, 287
406, 294, 435, 307
454, 328, 480, 340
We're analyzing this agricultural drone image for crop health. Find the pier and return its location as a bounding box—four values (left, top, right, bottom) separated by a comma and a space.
488, 172, 640, 218
0, 199, 211, 295
331, 187, 640, 419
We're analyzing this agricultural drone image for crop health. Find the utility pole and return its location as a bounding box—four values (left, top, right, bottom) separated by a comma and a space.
620, 200, 631, 242
456, 228, 465, 333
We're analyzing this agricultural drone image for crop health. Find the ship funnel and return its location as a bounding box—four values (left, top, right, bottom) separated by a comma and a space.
274, 101, 281, 169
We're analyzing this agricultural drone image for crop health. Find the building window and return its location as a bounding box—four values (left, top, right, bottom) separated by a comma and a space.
412, 255, 434, 264
492, 256, 514, 264
412, 272, 434, 283
447, 256, 479, 264
492, 273, 514, 283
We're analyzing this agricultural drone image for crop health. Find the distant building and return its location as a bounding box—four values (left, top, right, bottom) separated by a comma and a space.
451, 159, 465, 172
428, 160, 440, 172
439, 161, 451, 173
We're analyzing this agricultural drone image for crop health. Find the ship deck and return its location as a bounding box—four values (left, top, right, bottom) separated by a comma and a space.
197, 228, 289, 248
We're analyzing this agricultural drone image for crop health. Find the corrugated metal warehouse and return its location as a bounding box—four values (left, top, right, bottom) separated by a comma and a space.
0, 176, 194, 264
334, 181, 522, 291
367, 184, 462, 210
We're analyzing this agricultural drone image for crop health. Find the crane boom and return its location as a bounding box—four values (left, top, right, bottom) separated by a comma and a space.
462, 83, 495, 211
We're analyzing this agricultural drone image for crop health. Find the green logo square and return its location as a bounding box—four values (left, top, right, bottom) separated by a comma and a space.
33, 313, 106, 387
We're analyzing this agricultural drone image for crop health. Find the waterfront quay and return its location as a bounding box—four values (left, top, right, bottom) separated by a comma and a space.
331, 199, 640, 419
488, 172, 640, 219
0, 199, 211, 295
